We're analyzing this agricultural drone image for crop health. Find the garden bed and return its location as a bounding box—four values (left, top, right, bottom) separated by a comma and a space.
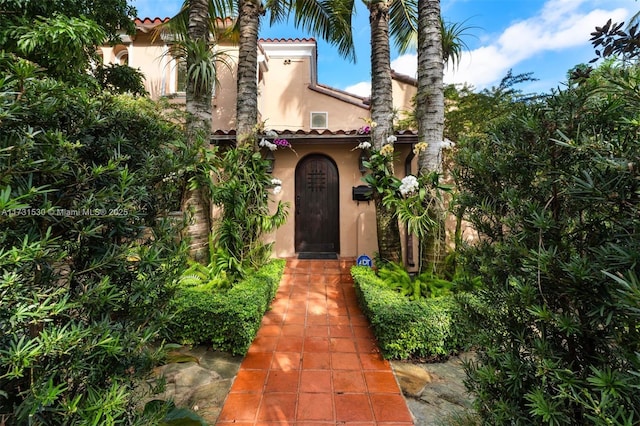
351, 265, 475, 360
170, 259, 285, 355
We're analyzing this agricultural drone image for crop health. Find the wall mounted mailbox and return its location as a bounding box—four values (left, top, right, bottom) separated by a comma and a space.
352, 185, 373, 202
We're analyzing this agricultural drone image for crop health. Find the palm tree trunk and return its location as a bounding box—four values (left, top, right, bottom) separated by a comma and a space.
369, 2, 394, 150
182, 0, 213, 262
416, 0, 445, 273
186, 0, 213, 139
236, 0, 263, 146
369, 1, 401, 265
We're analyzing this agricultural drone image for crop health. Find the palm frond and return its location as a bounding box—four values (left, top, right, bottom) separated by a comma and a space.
441, 16, 478, 69
152, 0, 238, 44
389, 0, 418, 54
266, 0, 292, 25
290, 0, 356, 61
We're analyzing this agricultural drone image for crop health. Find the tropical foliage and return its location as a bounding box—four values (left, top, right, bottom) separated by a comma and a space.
454, 61, 640, 424
352, 266, 477, 359
359, 138, 451, 273
0, 54, 189, 424
0, 0, 139, 89
209, 145, 289, 277
171, 259, 285, 353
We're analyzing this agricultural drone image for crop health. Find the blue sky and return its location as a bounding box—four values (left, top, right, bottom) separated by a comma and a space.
132, 0, 632, 95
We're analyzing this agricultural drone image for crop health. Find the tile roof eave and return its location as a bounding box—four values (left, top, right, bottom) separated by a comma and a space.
210, 129, 418, 144
308, 84, 370, 109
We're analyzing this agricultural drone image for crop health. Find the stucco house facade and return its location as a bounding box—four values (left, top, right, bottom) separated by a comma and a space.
99, 17, 420, 263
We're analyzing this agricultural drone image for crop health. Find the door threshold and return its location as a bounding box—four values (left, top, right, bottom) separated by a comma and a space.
297, 252, 338, 260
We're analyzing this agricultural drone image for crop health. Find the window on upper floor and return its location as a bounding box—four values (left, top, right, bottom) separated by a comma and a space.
170, 58, 216, 96
115, 49, 128, 65
176, 61, 187, 93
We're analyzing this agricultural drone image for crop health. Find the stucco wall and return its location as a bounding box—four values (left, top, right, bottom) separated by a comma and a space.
260, 56, 369, 131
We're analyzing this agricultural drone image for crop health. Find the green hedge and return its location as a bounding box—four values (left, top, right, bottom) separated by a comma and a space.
170, 260, 285, 355
352, 265, 476, 359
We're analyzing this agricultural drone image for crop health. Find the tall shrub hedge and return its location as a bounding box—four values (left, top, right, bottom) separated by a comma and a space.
454, 64, 640, 424
0, 56, 189, 424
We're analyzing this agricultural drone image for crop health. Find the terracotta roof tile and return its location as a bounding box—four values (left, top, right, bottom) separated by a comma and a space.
211, 129, 417, 143
259, 38, 317, 43
134, 17, 170, 25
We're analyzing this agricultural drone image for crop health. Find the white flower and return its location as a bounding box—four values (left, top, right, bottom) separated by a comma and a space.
399, 175, 419, 196
265, 129, 278, 138
270, 178, 282, 186
355, 141, 371, 150
273, 185, 282, 195
386, 135, 397, 144
259, 138, 277, 151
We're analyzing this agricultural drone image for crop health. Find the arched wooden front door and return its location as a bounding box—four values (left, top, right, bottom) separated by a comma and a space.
295, 154, 340, 254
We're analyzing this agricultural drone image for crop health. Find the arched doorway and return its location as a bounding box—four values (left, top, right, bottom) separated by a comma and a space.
295, 154, 340, 255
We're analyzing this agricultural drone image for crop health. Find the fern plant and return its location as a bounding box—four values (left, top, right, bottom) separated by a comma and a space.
178, 258, 231, 291
377, 262, 454, 300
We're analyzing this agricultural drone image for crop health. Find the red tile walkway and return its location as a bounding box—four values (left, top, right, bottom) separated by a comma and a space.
216, 259, 414, 425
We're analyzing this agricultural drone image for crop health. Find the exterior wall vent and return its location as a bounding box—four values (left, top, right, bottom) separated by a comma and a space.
310, 112, 328, 129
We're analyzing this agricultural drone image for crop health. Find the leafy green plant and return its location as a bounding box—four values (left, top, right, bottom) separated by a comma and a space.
352, 266, 477, 359
0, 55, 189, 424
377, 261, 453, 300
178, 258, 231, 291
454, 62, 640, 424
209, 145, 289, 276
142, 400, 208, 426
171, 260, 285, 354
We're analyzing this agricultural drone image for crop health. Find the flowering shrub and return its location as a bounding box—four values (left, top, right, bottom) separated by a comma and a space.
355, 141, 372, 150
259, 127, 294, 155
259, 138, 277, 151
274, 138, 290, 148
413, 141, 428, 155
380, 143, 394, 157
354, 128, 451, 272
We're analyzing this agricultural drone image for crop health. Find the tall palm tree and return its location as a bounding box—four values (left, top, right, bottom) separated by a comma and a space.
416, 0, 443, 174
235, 0, 263, 145
367, 0, 416, 264
235, 0, 355, 146
158, 0, 234, 262
416, 0, 444, 272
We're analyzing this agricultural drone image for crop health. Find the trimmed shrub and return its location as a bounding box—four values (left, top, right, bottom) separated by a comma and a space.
170, 259, 285, 355
352, 266, 475, 359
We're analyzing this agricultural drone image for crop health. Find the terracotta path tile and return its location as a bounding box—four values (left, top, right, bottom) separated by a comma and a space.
216, 259, 413, 426
334, 393, 374, 422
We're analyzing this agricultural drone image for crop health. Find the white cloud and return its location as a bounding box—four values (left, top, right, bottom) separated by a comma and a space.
446, 2, 628, 88
391, 54, 417, 78
344, 0, 629, 93
345, 81, 371, 97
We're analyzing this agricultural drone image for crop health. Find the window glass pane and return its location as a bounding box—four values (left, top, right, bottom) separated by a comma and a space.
177, 62, 187, 92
